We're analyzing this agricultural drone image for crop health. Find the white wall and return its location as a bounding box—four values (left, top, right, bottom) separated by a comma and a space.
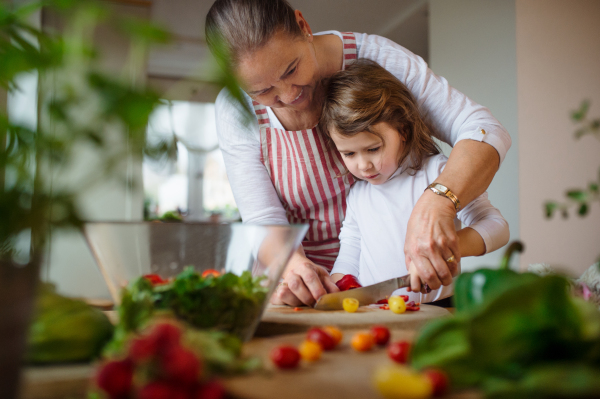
516, 0, 600, 275
429, 0, 519, 270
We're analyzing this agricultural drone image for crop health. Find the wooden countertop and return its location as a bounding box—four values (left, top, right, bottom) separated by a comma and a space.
21, 307, 476, 399
226, 328, 479, 399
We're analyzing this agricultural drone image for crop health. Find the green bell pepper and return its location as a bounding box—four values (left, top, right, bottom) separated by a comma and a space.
453, 241, 539, 315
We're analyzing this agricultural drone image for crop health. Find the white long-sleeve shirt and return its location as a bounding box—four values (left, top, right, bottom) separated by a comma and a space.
215, 31, 512, 226
331, 154, 510, 304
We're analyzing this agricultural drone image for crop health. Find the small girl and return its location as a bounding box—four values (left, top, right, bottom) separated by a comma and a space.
320, 59, 510, 304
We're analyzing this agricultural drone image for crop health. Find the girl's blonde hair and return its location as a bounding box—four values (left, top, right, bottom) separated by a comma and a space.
320, 59, 440, 175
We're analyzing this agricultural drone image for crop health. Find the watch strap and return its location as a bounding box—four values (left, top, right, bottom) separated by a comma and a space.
426, 183, 461, 212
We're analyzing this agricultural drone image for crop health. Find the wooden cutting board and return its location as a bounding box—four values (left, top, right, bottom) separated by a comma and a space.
255, 304, 450, 336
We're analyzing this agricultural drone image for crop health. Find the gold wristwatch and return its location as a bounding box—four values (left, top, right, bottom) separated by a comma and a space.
425, 183, 461, 212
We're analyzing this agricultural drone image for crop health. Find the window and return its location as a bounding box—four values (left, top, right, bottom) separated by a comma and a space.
144, 101, 238, 221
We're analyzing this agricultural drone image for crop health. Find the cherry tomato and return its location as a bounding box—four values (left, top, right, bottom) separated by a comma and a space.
143, 274, 167, 285
388, 341, 411, 364
323, 326, 343, 346
351, 332, 375, 352
388, 296, 406, 314
201, 269, 221, 278
269, 346, 300, 369
306, 327, 335, 351
298, 340, 322, 361
373, 365, 433, 399
335, 274, 362, 291
370, 325, 391, 346
343, 298, 359, 313
423, 369, 450, 397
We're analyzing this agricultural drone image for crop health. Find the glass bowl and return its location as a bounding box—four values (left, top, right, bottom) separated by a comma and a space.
83, 222, 307, 341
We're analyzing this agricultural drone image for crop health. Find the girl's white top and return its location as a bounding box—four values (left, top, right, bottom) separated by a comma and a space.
214, 31, 512, 226
331, 154, 510, 303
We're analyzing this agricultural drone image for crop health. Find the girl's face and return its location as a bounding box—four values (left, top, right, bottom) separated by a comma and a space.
331, 122, 406, 185
236, 14, 321, 113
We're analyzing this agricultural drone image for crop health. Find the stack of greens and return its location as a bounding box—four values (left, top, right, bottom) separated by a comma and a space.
411, 243, 600, 398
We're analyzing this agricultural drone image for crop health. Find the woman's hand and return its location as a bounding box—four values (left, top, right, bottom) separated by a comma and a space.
404, 190, 460, 291
270, 249, 339, 307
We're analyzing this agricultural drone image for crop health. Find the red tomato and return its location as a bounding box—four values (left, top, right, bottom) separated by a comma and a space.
143, 274, 167, 285
388, 341, 411, 364
423, 369, 450, 397
335, 274, 363, 291
269, 346, 300, 369
370, 325, 391, 346
201, 269, 221, 278
306, 327, 336, 351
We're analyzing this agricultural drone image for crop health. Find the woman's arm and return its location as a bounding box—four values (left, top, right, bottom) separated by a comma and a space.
216, 90, 289, 225
217, 90, 337, 306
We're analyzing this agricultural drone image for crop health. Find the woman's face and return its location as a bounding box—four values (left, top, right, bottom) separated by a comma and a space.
331, 122, 406, 185
236, 29, 321, 112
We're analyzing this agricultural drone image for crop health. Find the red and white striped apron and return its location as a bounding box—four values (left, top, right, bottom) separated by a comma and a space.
255, 32, 358, 271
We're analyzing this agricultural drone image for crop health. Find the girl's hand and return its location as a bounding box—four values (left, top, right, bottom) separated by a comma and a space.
404, 190, 460, 291
270, 250, 339, 307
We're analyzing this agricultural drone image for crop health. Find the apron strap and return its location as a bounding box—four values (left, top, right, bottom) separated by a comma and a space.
341, 32, 358, 67
252, 100, 271, 128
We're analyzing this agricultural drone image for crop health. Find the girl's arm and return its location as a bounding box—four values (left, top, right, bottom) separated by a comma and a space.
330, 192, 362, 281
456, 192, 510, 256
457, 227, 486, 257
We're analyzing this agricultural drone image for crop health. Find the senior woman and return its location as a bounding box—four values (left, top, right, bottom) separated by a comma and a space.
205, 0, 511, 307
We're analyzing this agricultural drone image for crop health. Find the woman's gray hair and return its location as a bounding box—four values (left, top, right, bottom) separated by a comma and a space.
206, 0, 303, 66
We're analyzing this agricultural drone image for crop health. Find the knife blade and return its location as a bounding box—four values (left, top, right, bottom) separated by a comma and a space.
314, 274, 411, 311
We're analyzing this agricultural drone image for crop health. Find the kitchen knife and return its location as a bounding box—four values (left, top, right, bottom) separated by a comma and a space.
314, 274, 411, 311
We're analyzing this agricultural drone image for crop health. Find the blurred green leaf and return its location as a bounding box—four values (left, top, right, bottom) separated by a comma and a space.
578, 203, 588, 216
544, 202, 557, 218
590, 183, 599, 193
117, 18, 171, 45
571, 100, 590, 122
566, 190, 587, 202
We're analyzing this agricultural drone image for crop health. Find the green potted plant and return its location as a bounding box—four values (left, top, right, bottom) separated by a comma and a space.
0, 1, 244, 397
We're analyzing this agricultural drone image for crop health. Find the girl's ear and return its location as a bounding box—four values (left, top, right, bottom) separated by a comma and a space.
398, 125, 407, 142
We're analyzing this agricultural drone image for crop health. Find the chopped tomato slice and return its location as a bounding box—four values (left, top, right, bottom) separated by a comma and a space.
143, 274, 167, 285
336, 275, 362, 291
201, 269, 221, 278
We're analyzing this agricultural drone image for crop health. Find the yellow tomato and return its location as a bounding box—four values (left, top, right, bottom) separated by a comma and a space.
298, 340, 322, 361
373, 365, 433, 399
388, 296, 407, 314
343, 298, 359, 313
323, 326, 343, 346
351, 332, 375, 352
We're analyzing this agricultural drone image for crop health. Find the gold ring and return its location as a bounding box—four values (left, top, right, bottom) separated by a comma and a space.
278, 282, 288, 290
446, 255, 455, 263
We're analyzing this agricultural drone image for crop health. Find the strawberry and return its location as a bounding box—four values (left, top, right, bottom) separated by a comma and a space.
129, 335, 158, 363
150, 323, 182, 351
161, 346, 202, 385
96, 359, 134, 398
138, 381, 172, 399
194, 380, 226, 399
